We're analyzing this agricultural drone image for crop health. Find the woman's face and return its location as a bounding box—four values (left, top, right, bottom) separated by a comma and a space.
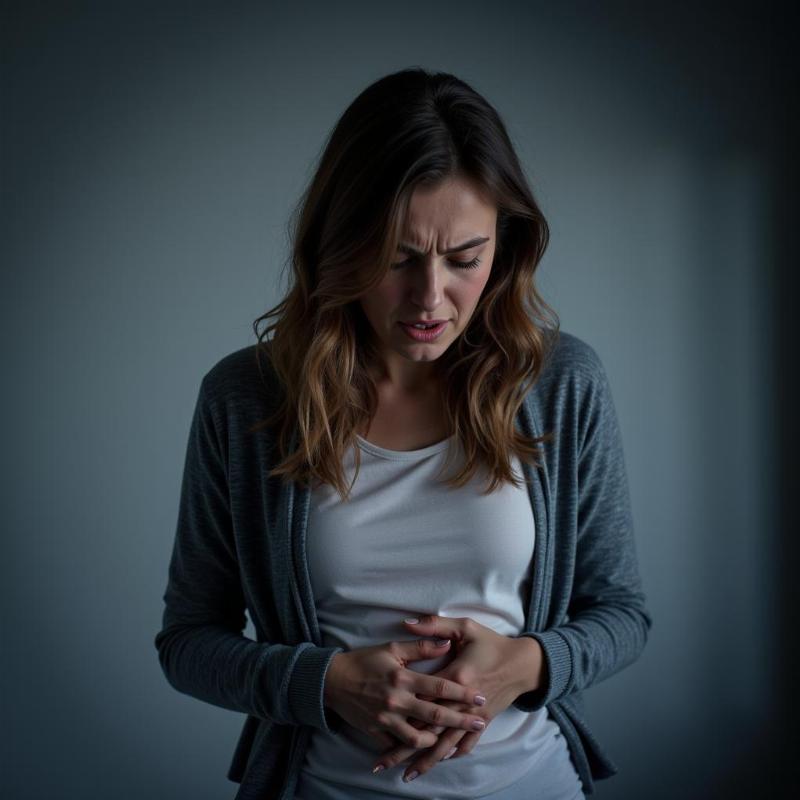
359, 174, 497, 394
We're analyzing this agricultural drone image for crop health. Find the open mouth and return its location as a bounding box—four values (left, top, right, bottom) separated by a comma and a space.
398, 321, 448, 341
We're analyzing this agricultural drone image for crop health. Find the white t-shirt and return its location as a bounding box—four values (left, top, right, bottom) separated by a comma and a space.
295, 434, 583, 799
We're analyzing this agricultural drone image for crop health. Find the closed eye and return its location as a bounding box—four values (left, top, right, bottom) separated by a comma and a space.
391, 256, 482, 271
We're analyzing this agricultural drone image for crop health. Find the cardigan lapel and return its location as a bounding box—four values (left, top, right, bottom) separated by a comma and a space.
516, 391, 553, 631
275, 425, 317, 646
287, 425, 321, 645
291, 473, 319, 644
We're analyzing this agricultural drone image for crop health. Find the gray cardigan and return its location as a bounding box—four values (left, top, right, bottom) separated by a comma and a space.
154, 329, 652, 798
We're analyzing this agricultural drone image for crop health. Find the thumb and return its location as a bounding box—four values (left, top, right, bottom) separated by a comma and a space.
402, 614, 462, 642
399, 634, 452, 662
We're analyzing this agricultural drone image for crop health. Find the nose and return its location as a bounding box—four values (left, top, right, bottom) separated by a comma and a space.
408, 259, 444, 310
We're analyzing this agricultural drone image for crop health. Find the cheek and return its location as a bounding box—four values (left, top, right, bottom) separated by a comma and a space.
469, 267, 494, 304
375, 286, 404, 313
458, 278, 489, 309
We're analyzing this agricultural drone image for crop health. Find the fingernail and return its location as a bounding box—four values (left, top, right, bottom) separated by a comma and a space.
404, 770, 419, 782
434, 638, 450, 646
404, 618, 419, 624
372, 764, 385, 774
472, 719, 486, 730
444, 746, 457, 759
474, 694, 486, 706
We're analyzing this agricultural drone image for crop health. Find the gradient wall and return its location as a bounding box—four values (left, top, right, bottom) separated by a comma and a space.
3, 2, 793, 798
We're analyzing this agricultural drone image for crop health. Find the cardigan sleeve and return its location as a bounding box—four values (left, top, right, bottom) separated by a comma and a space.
512, 352, 652, 711
154, 375, 345, 734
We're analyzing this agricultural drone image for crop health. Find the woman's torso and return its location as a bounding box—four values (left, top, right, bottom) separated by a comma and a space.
295, 408, 584, 799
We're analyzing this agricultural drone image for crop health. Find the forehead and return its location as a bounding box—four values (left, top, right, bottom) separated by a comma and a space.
402, 176, 496, 243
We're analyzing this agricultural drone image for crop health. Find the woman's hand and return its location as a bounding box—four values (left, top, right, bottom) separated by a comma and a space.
323, 636, 488, 751
371, 615, 545, 784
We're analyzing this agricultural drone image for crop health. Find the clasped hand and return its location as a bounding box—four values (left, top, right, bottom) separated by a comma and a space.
373, 614, 542, 784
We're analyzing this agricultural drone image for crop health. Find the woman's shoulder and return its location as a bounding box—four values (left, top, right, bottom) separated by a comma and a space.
197, 341, 279, 416
527, 328, 617, 427
539, 328, 610, 387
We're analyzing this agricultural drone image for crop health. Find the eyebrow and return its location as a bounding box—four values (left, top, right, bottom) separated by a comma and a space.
397, 236, 491, 257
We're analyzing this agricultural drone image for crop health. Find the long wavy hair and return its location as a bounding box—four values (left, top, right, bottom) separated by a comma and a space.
249, 68, 560, 502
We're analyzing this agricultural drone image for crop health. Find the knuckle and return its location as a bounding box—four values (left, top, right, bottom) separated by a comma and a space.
389, 668, 405, 688
387, 641, 402, 659
432, 677, 448, 698
428, 705, 443, 725
411, 731, 428, 749
451, 666, 471, 686
384, 694, 399, 712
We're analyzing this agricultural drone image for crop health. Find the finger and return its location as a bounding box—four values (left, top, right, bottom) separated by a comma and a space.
398, 636, 454, 665
375, 737, 434, 772
408, 694, 486, 734
374, 728, 467, 776
415, 693, 467, 706
456, 729, 482, 757
387, 714, 440, 749
375, 731, 396, 749
403, 729, 468, 783
405, 716, 446, 736
375, 721, 445, 769
413, 670, 485, 708
373, 742, 418, 773
402, 614, 469, 643
415, 694, 470, 717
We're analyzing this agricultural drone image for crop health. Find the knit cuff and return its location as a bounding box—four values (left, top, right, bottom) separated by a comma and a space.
287, 645, 346, 734
511, 630, 572, 711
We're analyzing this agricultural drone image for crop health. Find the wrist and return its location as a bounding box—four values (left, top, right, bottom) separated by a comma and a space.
323, 651, 345, 709
512, 635, 545, 695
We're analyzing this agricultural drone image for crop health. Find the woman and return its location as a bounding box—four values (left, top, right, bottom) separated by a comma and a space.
155, 68, 651, 800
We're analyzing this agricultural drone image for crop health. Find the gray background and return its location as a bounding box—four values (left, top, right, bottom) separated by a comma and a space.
3, 1, 795, 798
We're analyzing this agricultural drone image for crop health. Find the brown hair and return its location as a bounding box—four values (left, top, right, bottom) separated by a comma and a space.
249, 67, 559, 501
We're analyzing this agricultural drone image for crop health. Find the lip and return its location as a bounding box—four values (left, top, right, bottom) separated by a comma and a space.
398, 320, 448, 342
